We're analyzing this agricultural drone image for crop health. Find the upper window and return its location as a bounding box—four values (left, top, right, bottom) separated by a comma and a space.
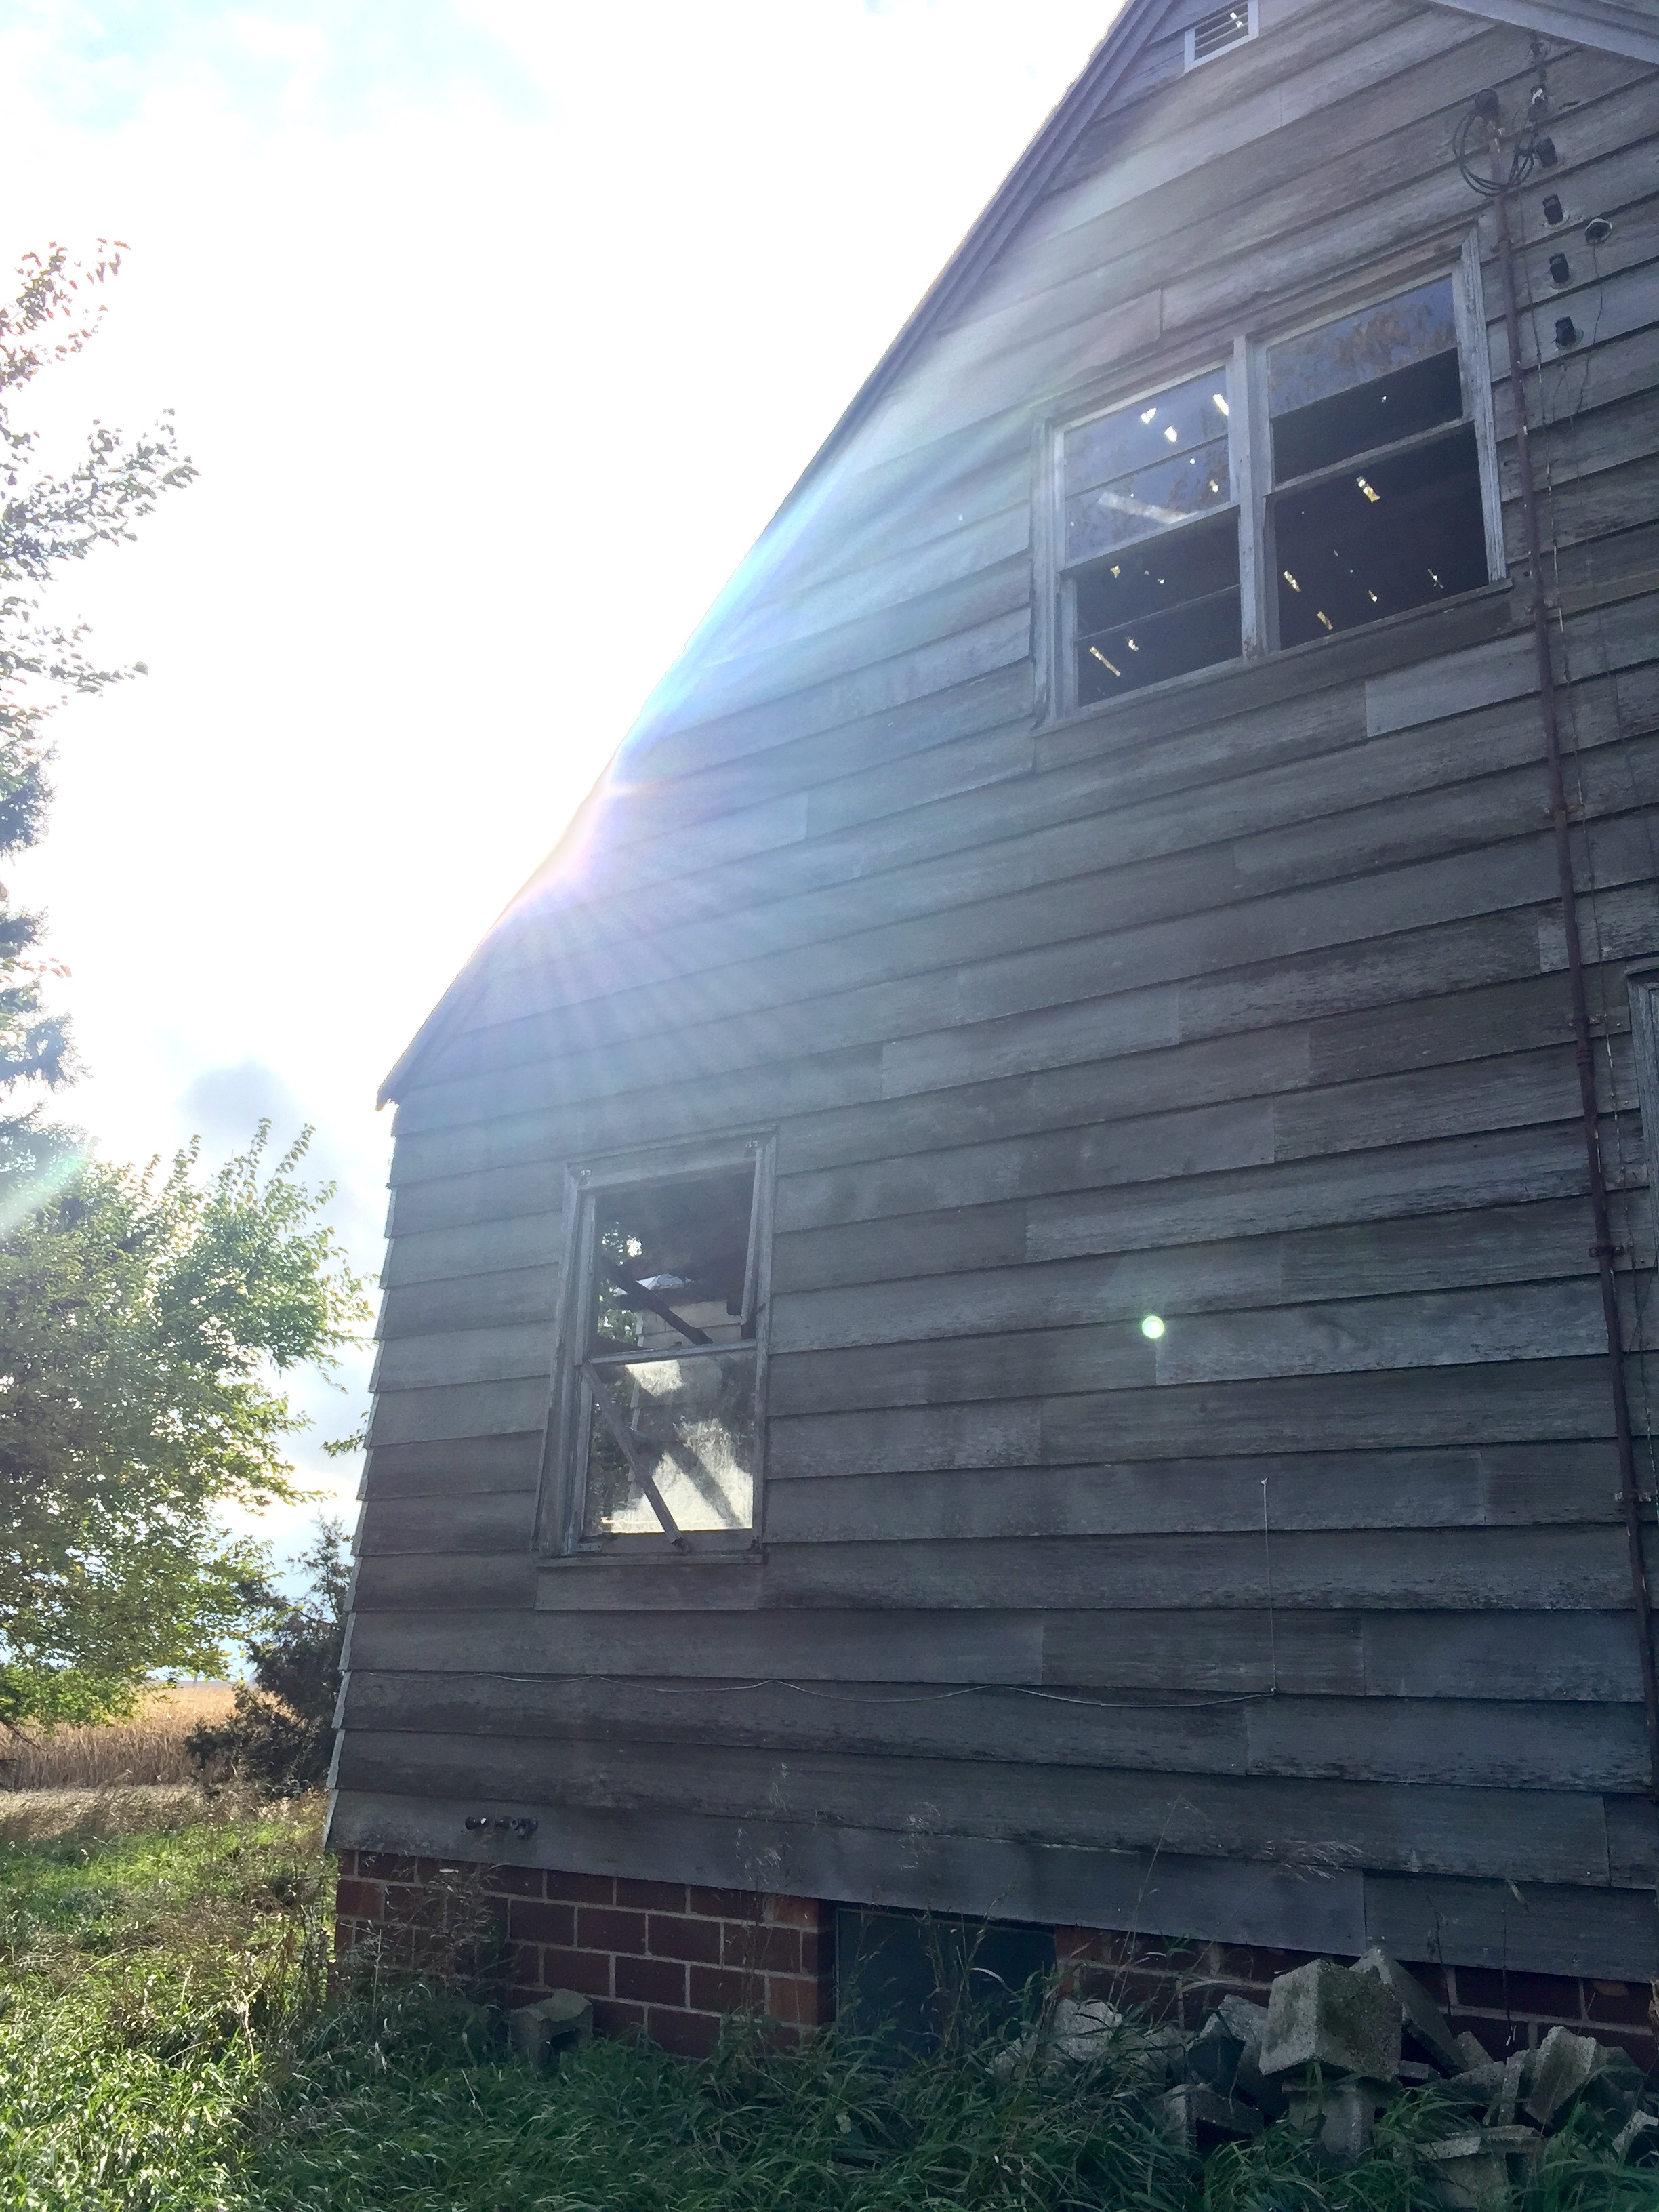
1048, 261, 1500, 718
1065, 371, 1238, 705
1267, 279, 1488, 648
544, 1141, 773, 1556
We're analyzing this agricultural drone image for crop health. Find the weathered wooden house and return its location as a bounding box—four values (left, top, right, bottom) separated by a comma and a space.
331, 0, 1659, 2061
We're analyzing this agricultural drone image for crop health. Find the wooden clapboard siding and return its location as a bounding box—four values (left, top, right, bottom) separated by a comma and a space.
334, 0, 1659, 1984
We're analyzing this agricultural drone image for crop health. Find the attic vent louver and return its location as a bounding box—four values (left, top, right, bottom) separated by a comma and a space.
1185, 1, 1256, 67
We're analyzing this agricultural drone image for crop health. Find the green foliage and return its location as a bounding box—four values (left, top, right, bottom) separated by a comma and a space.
0, 243, 197, 1119
0, 1130, 365, 1725
188, 1521, 351, 1795
0, 1809, 1656, 2210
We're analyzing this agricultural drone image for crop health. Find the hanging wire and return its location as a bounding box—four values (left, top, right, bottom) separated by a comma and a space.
1452, 39, 1553, 199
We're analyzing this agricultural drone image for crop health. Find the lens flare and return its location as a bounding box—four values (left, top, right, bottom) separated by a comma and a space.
1141, 1314, 1166, 1339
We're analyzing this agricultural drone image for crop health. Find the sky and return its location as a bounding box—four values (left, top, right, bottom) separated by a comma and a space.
2, 0, 1118, 1568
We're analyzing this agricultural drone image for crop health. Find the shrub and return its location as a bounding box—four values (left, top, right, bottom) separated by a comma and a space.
187, 1523, 348, 1795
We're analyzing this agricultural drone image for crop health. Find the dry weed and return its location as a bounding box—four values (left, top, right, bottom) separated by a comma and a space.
0, 1683, 236, 1792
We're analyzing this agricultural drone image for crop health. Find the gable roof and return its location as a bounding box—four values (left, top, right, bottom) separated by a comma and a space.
380, 0, 1658, 1107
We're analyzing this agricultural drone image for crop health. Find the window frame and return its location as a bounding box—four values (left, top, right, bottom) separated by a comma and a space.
1036, 234, 1504, 726
537, 1130, 777, 1562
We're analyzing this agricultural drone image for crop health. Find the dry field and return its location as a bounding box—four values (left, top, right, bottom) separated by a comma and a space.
0, 1682, 237, 1793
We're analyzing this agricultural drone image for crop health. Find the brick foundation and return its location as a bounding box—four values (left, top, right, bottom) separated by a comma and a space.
333, 1853, 1656, 2068
335, 1851, 834, 2057
1056, 1928, 1658, 2069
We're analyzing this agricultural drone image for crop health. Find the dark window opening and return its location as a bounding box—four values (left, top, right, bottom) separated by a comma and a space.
1272, 348, 1462, 483
1273, 424, 1486, 646
579, 1164, 759, 1540
835, 1908, 1055, 2057
1267, 279, 1486, 648
1074, 508, 1241, 701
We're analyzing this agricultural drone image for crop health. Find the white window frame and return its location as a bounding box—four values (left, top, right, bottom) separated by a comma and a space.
537, 1131, 776, 1561
1037, 233, 1504, 726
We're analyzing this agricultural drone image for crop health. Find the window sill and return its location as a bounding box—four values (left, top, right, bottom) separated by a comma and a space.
1041, 576, 1515, 759
540, 1537, 762, 1568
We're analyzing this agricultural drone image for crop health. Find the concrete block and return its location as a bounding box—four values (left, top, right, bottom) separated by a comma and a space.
1456, 2031, 1493, 2068
1211, 1994, 1286, 2117
1282, 2076, 1387, 2163
510, 1988, 593, 2065
1161, 2083, 1263, 2150
1353, 1947, 1462, 2073
1521, 2025, 1640, 2132
1046, 1996, 1120, 2065
1259, 1958, 1401, 2081
1420, 2135, 1509, 2210
1492, 2051, 1526, 2129
1187, 2016, 1243, 2097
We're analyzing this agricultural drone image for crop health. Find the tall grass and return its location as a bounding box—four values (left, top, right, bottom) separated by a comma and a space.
0, 1682, 235, 1790
0, 1802, 1654, 2210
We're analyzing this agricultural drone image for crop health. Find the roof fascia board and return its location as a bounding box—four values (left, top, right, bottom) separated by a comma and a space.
1434, 0, 1659, 64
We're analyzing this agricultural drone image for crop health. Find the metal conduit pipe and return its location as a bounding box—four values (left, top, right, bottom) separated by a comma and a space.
1487, 162, 1659, 1807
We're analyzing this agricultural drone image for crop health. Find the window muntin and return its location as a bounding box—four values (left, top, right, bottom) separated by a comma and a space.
554, 1149, 769, 1552
1048, 259, 1498, 714
1063, 371, 1240, 703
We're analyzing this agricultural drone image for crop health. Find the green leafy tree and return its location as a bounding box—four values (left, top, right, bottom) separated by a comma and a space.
0, 1128, 365, 1725
187, 1517, 351, 1794
1, 242, 194, 1147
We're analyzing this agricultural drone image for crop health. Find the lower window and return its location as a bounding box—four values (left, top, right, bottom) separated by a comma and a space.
546, 1143, 772, 1553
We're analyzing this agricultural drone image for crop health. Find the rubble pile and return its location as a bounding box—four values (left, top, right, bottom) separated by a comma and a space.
1008, 1949, 1657, 2204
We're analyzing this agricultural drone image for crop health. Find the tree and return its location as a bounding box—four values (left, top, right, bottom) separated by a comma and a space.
187, 1518, 350, 1795
0, 249, 359, 1727
0, 1128, 365, 1725
0, 243, 194, 1151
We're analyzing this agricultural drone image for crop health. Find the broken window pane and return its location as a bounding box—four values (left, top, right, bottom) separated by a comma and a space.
1074, 509, 1241, 701
590, 1166, 754, 1352
582, 1347, 756, 1537
1064, 373, 1238, 704
1273, 423, 1486, 645
574, 1160, 760, 1544
1273, 350, 1462, 484
1064, 373, 1231, 499
1065, 438, 1231, 566
1268, 279, 1460, 475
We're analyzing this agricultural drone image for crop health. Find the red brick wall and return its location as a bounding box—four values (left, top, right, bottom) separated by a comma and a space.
334, 1853, 1654, 2069
1056, 1928, 1658, 2068
335, 1851, 834, 2058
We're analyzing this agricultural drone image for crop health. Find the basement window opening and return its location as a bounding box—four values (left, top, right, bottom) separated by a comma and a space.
550, 1145, 773, 1553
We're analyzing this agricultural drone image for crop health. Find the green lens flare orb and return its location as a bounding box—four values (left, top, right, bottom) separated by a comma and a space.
1141, 1314, 1165, 1339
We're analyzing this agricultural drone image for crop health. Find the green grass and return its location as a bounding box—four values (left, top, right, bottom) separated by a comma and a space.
0, 1807, 1654, 2210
